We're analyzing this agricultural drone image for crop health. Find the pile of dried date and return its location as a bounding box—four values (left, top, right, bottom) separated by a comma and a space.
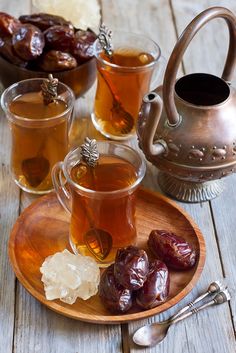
0, 12, 97, 71
99, 230, 197, 313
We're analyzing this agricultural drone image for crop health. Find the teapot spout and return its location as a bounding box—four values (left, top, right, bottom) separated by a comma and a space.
138, 92, 167, 158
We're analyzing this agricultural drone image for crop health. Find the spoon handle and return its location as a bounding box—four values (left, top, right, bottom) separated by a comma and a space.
171, 289, 230, 325
170, 280, 224, 320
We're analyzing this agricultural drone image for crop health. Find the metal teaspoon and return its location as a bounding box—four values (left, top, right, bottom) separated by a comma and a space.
133, 288, 230, 347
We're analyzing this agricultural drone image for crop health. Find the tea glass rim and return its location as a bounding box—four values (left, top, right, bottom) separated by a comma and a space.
62, 141, 146, 196
1, 77, 75, 123
93, 30, 161, 72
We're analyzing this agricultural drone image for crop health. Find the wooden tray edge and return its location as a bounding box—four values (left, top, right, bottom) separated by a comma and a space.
8, 188, 206, 324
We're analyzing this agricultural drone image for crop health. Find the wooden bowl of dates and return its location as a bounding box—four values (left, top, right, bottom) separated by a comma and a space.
0, 55, 96, 98
0, 12, 97, 97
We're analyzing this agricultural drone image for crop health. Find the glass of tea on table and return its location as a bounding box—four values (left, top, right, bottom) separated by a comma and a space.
1, 78, 75, 194
91, 31, 164, 140
52, 140, 146, 267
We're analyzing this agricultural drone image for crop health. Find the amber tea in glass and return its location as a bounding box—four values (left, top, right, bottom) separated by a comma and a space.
92, 31, 162, 140
1, 78, 75, 194
52, 141, 146, 266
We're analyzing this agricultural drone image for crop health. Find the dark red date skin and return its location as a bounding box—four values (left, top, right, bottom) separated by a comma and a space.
19, 13, 73, 31
0, 12, 21, 35
0, 12, 97, 73
114, 246, 149, 290
136, 260, 170, 309
99, 264, 132, 313
12, 24, 45, 60
44, 25, 75, 52
38, 50, 77, 71
0, 36, 27, 67
71, 29, 97, 63
148, 230, 197, 270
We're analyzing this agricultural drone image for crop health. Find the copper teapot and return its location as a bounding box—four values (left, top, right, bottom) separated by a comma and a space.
137, 7, 236, 202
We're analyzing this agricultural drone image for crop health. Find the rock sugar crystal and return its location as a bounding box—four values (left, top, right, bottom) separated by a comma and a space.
40, 249, 100, 304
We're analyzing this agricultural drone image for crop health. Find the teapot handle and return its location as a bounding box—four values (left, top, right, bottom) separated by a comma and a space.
163, 6, 236, 126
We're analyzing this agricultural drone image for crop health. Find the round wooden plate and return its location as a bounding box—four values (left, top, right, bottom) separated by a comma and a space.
9, 188, 205, 324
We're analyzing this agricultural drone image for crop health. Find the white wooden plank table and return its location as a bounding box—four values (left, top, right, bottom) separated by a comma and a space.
0, 1, 236, 352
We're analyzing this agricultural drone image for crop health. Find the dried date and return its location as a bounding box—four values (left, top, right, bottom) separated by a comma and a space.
0, 12, 21, 36
99, 264, 132, 313
19, 13, 73, 31
71, 29, 97, 63
0, 11, 97, 72
38, 50, 77, 71
44, 25, 75, 52
148, 230, 197, 270
136, 260, 170, 309
114, 246, 149, 290
0, 36, 27, 67
12, 24, 45, 60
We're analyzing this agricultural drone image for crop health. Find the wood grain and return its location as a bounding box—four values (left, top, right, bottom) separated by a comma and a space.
210, 173, 236, 329
9, 188, 205, 324
171, 0, 236, 81
0, 0, 236, 352
0, 3, 29, 353
0, 109, 20, 353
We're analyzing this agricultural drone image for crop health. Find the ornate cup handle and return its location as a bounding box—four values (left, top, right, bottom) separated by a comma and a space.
163, 6, 236, 126
52, 161, 71, 214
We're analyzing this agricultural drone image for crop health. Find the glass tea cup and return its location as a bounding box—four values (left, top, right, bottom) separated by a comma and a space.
1, 78, 75, 194
52, 141, 146, 267
91, 31, 165, 140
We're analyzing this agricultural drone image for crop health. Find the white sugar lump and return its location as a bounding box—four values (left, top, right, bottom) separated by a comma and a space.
40, 249, 100, 304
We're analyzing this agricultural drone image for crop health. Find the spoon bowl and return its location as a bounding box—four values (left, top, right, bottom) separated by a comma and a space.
133, 322, 170, 347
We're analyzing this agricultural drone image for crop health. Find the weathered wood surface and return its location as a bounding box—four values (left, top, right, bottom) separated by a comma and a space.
0, 0, 236, 353
0, 3, 30, 353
